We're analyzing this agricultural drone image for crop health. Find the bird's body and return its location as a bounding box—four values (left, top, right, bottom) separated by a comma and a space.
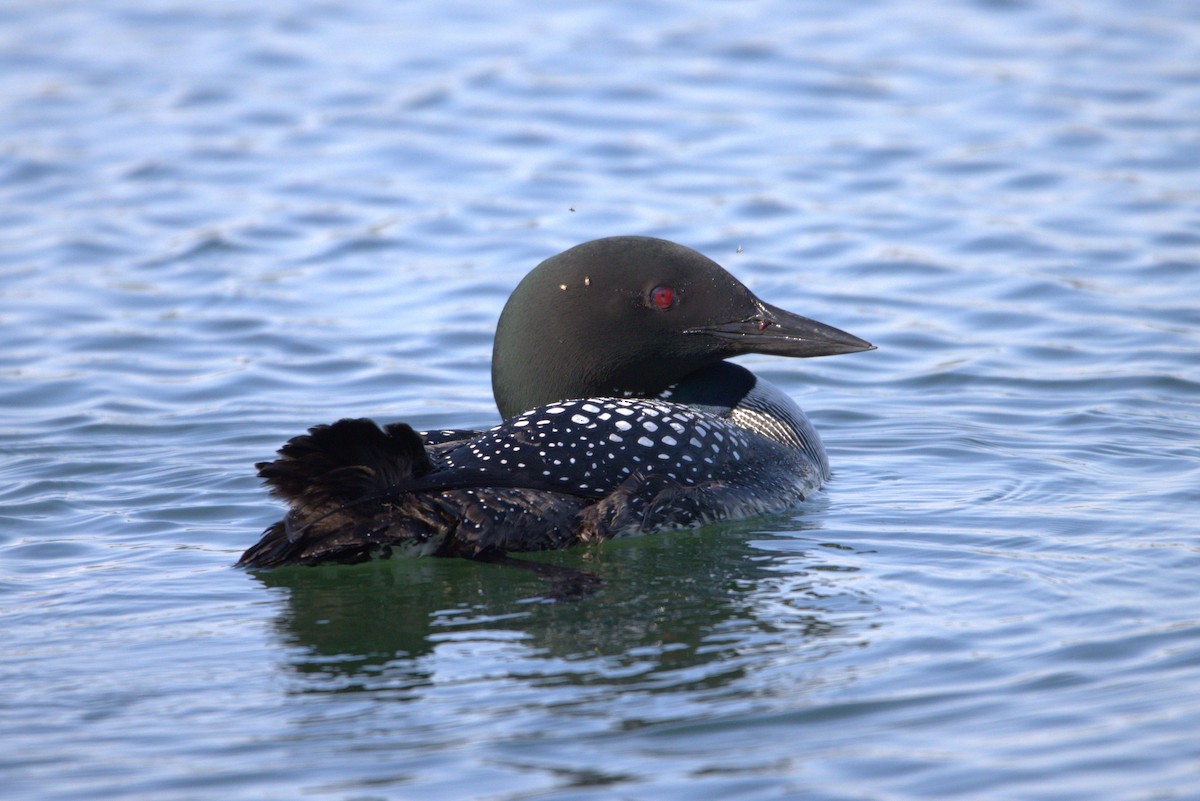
239, 237, 872, 568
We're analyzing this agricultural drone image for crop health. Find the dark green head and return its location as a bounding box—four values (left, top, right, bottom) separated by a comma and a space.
491, 236, 873, 419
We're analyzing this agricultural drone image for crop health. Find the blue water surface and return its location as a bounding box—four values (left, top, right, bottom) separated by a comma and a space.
2, 1, 1199, 799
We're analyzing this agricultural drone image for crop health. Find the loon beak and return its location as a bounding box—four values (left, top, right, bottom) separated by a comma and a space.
691, 298, 875, 358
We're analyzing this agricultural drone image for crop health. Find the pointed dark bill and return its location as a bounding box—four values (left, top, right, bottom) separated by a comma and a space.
688, 298, 875, 358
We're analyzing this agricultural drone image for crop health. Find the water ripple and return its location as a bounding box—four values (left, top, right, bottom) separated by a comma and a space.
3, 1, 1200, 799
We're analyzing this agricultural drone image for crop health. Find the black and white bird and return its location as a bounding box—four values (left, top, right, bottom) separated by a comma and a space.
238, 236, 873, 568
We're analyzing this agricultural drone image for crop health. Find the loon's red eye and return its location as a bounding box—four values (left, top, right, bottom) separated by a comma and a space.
649, 285, 676, 311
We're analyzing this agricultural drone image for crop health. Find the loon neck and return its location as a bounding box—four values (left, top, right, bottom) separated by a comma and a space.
667, 361, 824, 463
659, 361, 757, 413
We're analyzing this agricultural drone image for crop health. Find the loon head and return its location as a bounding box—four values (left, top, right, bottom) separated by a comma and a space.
491, 236, 874, 419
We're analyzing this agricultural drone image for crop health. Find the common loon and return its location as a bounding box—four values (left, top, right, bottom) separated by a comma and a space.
238, 236, 873, 569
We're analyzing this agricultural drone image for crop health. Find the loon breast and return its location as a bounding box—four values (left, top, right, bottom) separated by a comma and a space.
725, 373, 829, 476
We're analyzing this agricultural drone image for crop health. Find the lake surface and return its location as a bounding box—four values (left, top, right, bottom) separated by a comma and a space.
3, 1, 1199, 799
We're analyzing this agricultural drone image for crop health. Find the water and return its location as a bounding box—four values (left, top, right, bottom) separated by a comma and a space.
3, 1, 1199, 798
